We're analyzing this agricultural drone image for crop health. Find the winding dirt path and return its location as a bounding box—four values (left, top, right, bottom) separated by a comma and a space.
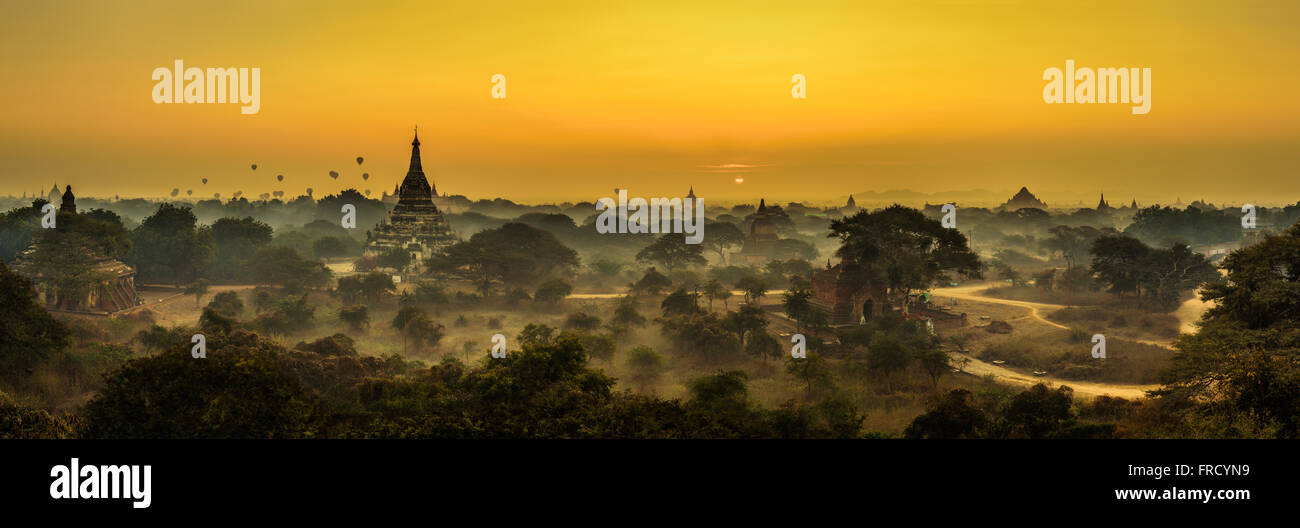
931, 284, 1162, 400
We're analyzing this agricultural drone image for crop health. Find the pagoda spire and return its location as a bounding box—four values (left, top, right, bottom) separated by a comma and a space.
408, 127, 423, 174
395, 127, 434, 204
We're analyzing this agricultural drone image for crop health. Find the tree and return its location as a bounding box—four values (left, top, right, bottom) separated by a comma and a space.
428, 223, 579, 293
1032, 268, 1055, 290
745, 331, 783, 363
687, 370, 750, 412
312, 236, 351, 260
904, 389, 989, 439
1089, 235, 1150, 296
339, 305, 370, 331
0, 392, 74, 439
534, 279, 573, 306
249, 245, 331, 292
626, 346, 664, 393
632, 267, 672, 296
992, 260, 1021, 286
702, 222, 744, 265
661, 313, 740, 363
407, 316, 446, 354
772, 238, 819, 262
22, 229, 113, 310
588, 259, 624, 287
563, 312, 602, 332
392, 306, 443, 354
377, 247, 412, 271
1090, 236, 1218, 308
726, 304, 769, 350
867, 333, 913, 391
1044, 225, 1115, 264
660, 288, 701, 317
782, 289, 814, 332
335, 275, 365, 305
1155, 223, 1300, 437
130, 203, 213, 286
1125, 205, 1240, 247
361, 272, 398, 302
207, 291, 245, 317
916, 348, 950, 390
636, 234, 707, 272
998, 384, 1074, 439
0, 200, 44, 262
517, 323, 557, 346
1138, 242, 1218, 309
79, 337, 320, 439
184, 279, 211, 308
785, 352, 833, 396
0, 262, 70, 383
702, 279, 728, 311
735, 276, 768, 304
135, 325, 186, 353
209, 216, 272, 281
829, 205, 981, 312
17, 209, 132, 310
571, 331, 616, 362
609, 296, 646, 335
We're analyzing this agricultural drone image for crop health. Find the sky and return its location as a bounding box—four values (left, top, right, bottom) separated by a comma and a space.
1, 0, 1298, 205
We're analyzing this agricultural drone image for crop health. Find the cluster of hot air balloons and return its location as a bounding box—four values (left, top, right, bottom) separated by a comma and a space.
186, 152, 373, 203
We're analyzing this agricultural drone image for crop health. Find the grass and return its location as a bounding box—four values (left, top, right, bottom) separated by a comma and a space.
981, 285, 1113, 306
1047, 306, 1179, 342
977, 333, 1174, 384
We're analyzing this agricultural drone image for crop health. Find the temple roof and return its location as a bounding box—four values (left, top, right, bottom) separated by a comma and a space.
397, 129, 434, 205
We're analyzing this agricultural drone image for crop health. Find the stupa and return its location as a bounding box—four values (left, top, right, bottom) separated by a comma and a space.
364, 130, 457, 269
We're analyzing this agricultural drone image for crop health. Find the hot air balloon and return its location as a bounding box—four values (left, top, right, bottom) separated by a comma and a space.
233, 191, 243, 198
260, 193, 270, 200
251, 164, 257, 171
202, 178, 208, 184
170, 188, 179, 197
214, 193, 221, 199
356, 157, 364, 165
306, 187, 313, 197
329, 170, 339, 180
186, 190, 193, 196
364, 189, 371, 196
277, 174, 284, 182
361, 173, 369, 181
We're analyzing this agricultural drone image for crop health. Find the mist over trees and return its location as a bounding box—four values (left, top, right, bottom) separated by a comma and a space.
1, 188, 1298, 440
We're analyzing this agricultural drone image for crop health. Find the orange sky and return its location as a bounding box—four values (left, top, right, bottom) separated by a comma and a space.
1, 1, 1298, 204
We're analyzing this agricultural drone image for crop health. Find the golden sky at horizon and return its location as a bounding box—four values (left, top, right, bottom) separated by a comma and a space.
1, 1, 1298, 204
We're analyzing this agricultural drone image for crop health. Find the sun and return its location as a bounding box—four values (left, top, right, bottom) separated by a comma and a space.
734, 176, 744, 184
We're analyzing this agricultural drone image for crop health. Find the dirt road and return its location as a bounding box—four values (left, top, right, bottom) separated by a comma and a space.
932, 284, 1162, 400
934, 284, 1069, 330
